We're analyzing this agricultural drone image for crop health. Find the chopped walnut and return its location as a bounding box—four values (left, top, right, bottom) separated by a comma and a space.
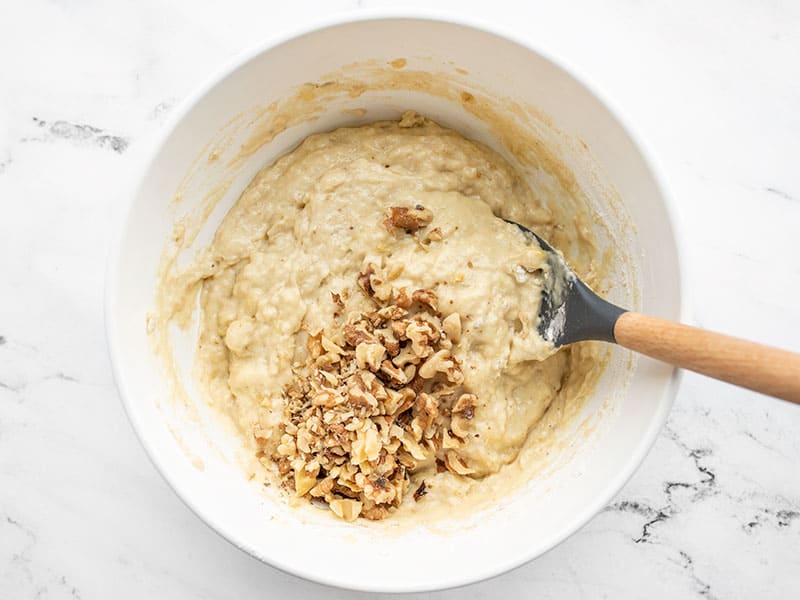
306, 332, 323, 358
426, 227, 443, 242
412, 288, 438, 312
377, 329, 400, 356
355, 342, 386, 371
453, 393, 477, 419
343, 321, 375, 346
418, 349, 458, 380
375, 305, 407, 320
413, 393, 439, 434
361, 504, 390, 520
294, 463, 320, 496
357, 263, 375, 296
329, 498, 363, 521
391, 319, 409, 339
369, 273, 393, 302
384, 205, 434, 232
405, 317, 440, 358
444, 450, 475, 475
379, 359, 409, 386
442, 312, 462, 343
265, 207, 479, 520
450, 393, 477, 438
394, 287, 412, 309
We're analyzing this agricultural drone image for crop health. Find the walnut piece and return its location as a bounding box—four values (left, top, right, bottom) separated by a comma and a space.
442, 312, 462, 343
412, 289, 438, 312
451, 392, 477, 438
444, 450, 475, 476
384, 205, 434, 232
329, 498, 363, 521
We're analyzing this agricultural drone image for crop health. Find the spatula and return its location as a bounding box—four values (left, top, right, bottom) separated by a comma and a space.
507, 220, 800, 404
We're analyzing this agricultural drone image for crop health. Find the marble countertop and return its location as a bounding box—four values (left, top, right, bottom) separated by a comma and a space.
1, 0, 798, 597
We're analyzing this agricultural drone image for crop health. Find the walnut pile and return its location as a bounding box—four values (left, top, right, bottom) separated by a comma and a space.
267, 207, 478, 521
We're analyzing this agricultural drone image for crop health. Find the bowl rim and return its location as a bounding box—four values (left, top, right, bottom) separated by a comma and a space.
105, 8, 688, 593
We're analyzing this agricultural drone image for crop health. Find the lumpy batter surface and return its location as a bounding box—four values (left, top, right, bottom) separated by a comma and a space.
163, 112, 604, 521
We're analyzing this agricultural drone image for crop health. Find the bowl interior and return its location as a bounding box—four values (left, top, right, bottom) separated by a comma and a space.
108, 17, 681, 592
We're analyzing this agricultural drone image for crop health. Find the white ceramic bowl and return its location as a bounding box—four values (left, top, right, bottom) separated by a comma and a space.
106, 13, 684, 593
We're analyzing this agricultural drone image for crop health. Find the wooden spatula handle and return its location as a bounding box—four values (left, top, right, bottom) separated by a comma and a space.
614, 312, 800, 404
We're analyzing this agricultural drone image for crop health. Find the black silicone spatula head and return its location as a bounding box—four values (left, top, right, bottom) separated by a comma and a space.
506, 220, 627, 347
